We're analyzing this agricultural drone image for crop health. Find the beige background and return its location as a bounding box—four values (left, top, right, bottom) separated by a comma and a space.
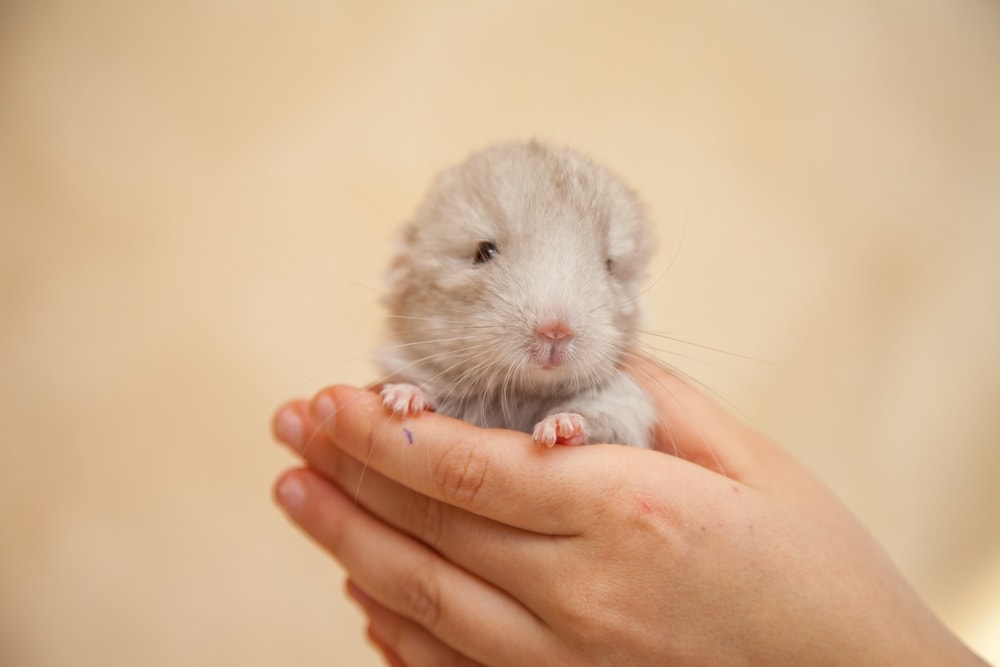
2, 1, 999, 665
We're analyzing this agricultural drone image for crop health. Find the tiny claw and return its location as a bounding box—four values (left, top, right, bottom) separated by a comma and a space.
532, 412, 587, 447
380, 383, 434, 417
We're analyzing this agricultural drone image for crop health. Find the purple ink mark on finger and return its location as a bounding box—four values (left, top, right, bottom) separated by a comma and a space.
403, 428, 414, 445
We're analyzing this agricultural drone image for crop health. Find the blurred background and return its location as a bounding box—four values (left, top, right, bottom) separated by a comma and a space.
2, 1, 998, 665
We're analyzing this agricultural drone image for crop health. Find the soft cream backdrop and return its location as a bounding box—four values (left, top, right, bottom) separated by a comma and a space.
1, 2, 998, 665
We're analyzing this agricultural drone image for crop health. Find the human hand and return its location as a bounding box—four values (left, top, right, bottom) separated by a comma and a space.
270, 358, 985, 666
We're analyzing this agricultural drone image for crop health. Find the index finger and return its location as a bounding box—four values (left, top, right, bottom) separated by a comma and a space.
308, 386, 650, 534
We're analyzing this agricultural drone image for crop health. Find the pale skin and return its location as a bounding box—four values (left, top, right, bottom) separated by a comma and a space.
270, 358, 986, 666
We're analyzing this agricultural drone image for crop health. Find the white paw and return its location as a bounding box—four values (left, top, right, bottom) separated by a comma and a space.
532, 412, 587, 447
380, 383, 434, 417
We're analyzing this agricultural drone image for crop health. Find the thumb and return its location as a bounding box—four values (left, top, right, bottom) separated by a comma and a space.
624, 355, 781, 481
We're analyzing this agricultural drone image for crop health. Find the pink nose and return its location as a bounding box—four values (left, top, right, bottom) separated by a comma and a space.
535, 320, 575, 342
533, 319, 576, 368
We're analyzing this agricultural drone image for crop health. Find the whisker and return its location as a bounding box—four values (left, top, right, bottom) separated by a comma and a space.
636, 205, 688, 300
640, 345, 754, 419
639, 330, 778, 366
624, 351, 728, 477
385, 314, 497, 328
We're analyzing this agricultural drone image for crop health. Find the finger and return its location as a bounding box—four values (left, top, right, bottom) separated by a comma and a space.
272, 392, 749, 623
337, 439, 579, 602
623, 354, 779, 480
274, 467, 552, 665
349, 580, 483, 667
271, 398, 335, 457
366, 630, 412, 667
274, 399, 374, 502
278, 401, 595, 604
306, 385, 633, 534
277, 395, 535, 537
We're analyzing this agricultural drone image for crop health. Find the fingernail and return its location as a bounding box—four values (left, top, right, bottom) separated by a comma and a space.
311, 393, 336, 433
276, 474, 306, 515
274, 407, 304, 450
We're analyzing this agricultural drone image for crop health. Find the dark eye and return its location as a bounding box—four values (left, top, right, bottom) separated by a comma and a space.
605, 258, 614, 273
474, 241, 500, 265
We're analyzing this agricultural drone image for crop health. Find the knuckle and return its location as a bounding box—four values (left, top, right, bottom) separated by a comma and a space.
398, 555, 443, 630
546, 577, 627, 649
403, 490, 445, 547
548, 577, 595, 628
431, 443, 489, 506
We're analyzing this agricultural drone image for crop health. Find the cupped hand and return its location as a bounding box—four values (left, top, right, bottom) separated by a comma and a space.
270, 359, 984, 666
